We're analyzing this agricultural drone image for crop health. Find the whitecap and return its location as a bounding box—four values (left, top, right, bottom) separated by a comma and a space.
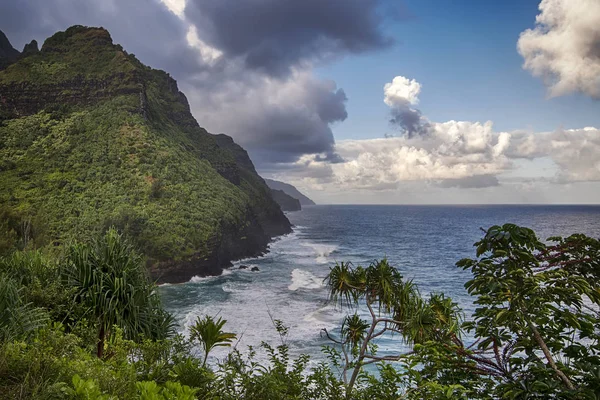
288, 269, 325, 291
188, 268, 232, 283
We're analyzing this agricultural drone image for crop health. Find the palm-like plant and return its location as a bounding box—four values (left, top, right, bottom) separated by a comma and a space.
324, 259, 462, 396
0, 273, 47, 341
61, 228, 174, 358
189, 315, 236, 367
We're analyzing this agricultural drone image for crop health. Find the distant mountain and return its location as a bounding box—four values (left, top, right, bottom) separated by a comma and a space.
0, 26, 291, 283
265, 179, 316, 206
270, 189, 301, 211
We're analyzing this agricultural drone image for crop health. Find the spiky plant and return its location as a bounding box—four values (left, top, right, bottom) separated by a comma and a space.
61, 227, 174, 358
0, 273, 47, 341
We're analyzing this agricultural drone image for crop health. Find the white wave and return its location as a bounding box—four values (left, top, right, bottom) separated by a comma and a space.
303, 304, 341, 327
221, 282, 239, 293
303, 243, 339, 264
189, 268, 232, 283
288, 269, 325, 291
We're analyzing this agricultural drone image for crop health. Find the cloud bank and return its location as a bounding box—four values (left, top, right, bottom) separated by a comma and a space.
518, 0, 600, 98
277, 75, 600, 197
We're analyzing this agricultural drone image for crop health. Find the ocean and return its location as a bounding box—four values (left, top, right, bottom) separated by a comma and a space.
159, 205, 600, 365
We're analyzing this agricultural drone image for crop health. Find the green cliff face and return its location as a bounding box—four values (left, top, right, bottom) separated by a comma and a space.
0, 26, 291, 283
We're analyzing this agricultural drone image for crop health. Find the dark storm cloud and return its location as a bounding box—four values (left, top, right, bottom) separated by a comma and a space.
0, 0, 393, 170
437, 174, 500, 189
0, 0, 200, 79
184, 0, 393, 76
389, 104, 430, 138
203, 78, 348, 166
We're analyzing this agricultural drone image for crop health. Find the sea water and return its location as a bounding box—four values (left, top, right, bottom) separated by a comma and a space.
159, 205, 600, 365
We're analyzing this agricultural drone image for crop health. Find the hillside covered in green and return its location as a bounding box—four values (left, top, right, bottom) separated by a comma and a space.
0, 25, 291, 283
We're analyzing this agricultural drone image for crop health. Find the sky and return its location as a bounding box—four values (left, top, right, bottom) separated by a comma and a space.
1, 0, 599, 204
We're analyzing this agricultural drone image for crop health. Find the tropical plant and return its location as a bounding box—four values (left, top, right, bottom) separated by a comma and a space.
324, 225, 600, 398
189, 315, 236, 367
323, 258, 463, 396
61, 227, 174, 358
453, 224, 600, 398
0, 273, 47, 342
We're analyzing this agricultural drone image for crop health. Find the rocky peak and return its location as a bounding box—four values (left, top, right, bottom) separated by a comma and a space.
41, 25, 113, 53
0, 30, 20, 70
21, 40, 39, 57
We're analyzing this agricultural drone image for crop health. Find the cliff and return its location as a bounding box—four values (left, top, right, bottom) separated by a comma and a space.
264, 179, 316, 206
0, 30, 20, 70
0, 26, 291, 283
270, 189, 301, 211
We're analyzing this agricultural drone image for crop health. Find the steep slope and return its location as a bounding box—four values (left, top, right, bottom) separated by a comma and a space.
0, 30, 20, 70
270, 189, 301, 211
264, 179, 316, 206
0, 26, 291, 283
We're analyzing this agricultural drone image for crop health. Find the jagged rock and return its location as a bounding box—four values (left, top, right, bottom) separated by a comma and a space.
0, 29, 20, 70
251, 267, 260, 272
21, 40, 39, 57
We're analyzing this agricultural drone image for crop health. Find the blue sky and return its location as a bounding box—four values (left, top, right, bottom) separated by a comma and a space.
318, 0, 600, 141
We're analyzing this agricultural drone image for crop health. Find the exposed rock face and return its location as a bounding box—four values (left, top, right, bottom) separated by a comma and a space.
21, 40, 39, 57
270, 189, 301, 211
265, 178, 316, 206
0, 30, 20, 70
0, 26, 291, 283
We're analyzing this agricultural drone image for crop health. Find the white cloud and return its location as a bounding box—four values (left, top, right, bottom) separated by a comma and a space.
326, 120, 512, 190
517, 0, 600, 98
160, 0, 186, 18
185, 25, 223, 64
510, 127, 600, 182
275, 75, 600, 197
383, 76, 421, 106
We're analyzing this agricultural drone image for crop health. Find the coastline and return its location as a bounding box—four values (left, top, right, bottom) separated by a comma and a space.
151, 224, 296, 285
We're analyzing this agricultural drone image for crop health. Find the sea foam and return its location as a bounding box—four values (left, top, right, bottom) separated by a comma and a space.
288, 269, 325, 291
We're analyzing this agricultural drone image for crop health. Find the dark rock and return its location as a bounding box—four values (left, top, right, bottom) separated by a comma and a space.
21, 40, 39, 57
251, 266, 260, 272
0, 30, 20, 70
239, 265, 249, 269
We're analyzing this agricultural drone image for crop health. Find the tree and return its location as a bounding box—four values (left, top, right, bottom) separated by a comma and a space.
61, 228, 174, 358
324, 225, 600, 399
323, 259, 463, 397
454, 224, 600, 398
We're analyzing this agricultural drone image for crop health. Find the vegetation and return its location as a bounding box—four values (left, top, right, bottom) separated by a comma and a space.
0, 224, 598, 399
0, 26, 290, 282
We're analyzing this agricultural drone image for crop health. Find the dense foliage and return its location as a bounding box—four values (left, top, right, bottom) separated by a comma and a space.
0, 224, 598, 399
0, 26, 289, 281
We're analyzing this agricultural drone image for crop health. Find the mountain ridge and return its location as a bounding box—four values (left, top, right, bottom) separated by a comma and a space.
265, 178, 316, 206
0, 26, 291, 283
